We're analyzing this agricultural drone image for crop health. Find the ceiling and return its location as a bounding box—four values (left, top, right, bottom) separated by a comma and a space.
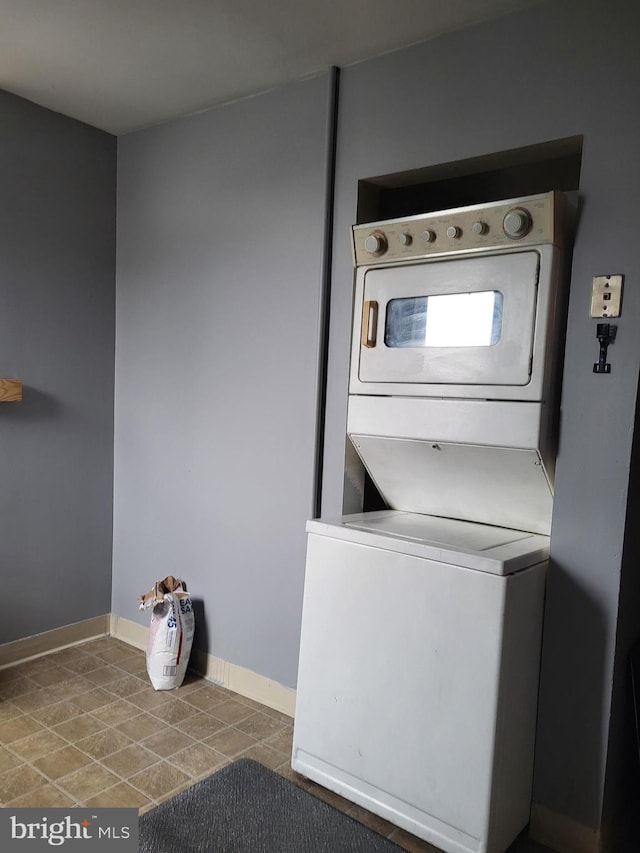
0, 0, 543, 135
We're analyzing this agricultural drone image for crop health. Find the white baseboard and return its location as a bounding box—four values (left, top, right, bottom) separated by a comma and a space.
0, 615, 110, 669
111, 615, 296, 718
530, 803, 603, 853
109, 613, 146, 651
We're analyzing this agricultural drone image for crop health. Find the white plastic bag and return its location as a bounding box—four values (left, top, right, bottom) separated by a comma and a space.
138, 576, 195, 690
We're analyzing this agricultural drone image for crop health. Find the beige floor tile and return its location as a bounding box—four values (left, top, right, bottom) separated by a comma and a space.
182, 685, 229, 711
0, 676, 38, 700
57, 762, 121, 801
240, 743, 288, 771
264, 726, 293, 755
203, 726, 257, 757
33, 745, 93, 780
53, 714, 107, 743
175, 672, 207, 693
7, 782, 75, 808
259, 706, 293, 725
176, 712, 226, 740
148, 699, 199, 725
76, 728, 132, 760
106, 674, 149, 699
128, 689, 173, 712
234, 695, 267, 711
11, 729, 69, 761
27, 665, 72, 687
101, 743, 160, 777
128, 760, 191, 800
0, 714, 44, 744
0, 667, 22, 684
115, 655, 148, 677
0, 745, 21, 773
84, 781, 151, 810
54, 675, 96, 699
0, 702, 22, 723
70, 687, 116, 712
90, 699, 140, 727
80, 638, 113, 654
0, 764, 48, 805
48, 646, 93, 663
110, 639, 141, 653
116, 712, 167, 741
213, 688, 245, 704
209, 699, 255, 725
141, 727, 197, 758
15, 658, 52, 677
30, 699, 83, 727
172, 743, 226, 779
234, 710, 287, 740
54, 653, 102, 675
83, 665, 124, 686
11, 688, 63, 712
90, 645, 138, 664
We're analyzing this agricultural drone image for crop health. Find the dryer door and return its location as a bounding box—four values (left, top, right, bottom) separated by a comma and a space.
356, 251, 539, 387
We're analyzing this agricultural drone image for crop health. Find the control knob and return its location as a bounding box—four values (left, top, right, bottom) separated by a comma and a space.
398, 232, 412, 246
421, 229, 436, 243
472, 220, 488, 235
446, 225, 462, 239
364, 232, 388, 255
503, 207, 532, 239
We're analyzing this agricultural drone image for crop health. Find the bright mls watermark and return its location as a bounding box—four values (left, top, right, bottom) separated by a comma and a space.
0, 809, 138, 851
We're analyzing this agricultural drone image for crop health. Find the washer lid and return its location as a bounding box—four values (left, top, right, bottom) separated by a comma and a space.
349, 434, 553, 535
306, 510, 550, 575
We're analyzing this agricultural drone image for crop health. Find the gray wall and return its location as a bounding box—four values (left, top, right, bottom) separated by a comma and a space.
0, 91, 116, 644
322, 0, 640, 839
112, 73, 333, 688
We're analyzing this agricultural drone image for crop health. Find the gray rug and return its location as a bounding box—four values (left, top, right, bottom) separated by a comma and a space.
139, 758, 403, 852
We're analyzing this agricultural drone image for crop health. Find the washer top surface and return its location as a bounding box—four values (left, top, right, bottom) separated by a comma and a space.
306, 510, 550, 575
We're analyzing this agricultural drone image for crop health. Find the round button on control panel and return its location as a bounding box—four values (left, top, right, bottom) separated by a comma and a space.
398, 232, 413, 246
364, 232, 388, 255
421, 229, 436, 243
446, 226, 462, 239
502, 207, 532, 239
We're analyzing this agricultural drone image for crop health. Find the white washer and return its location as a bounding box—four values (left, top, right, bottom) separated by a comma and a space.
292, 511, 548, 853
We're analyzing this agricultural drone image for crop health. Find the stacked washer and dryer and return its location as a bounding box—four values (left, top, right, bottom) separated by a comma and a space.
292, 193, 571, 853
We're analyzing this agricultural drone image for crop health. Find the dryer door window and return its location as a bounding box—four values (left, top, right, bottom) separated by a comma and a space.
384, 291, 504, 349
358, 251, 539, 386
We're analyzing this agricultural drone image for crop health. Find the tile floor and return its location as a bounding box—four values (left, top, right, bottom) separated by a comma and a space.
0, 636, 550, 853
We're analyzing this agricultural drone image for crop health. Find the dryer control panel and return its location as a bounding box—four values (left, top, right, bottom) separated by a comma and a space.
352, 191, 565, 265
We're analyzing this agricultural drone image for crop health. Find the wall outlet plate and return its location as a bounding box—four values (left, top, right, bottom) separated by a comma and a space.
591, 275, 623, 318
